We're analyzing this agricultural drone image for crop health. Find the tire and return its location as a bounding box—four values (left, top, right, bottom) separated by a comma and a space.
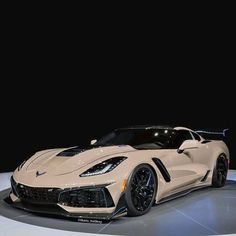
125, 164, 157, 216
212, 154, 228, 188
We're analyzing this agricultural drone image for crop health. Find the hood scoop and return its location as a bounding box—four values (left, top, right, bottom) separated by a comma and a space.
57, 147, 86, 157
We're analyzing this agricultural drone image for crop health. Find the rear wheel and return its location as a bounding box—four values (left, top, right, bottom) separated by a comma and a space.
126, 164, 157, 216
212, 154, 228, 188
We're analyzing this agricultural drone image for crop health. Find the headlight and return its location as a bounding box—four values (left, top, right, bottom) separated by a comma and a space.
80, 156, 127, 177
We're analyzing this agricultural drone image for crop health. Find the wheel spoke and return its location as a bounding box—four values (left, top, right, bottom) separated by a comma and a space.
222, 174, 226, 181
218, 171, 222, 183
145, 173, 152, 186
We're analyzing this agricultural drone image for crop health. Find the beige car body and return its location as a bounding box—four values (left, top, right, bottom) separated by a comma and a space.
9, 126, 230, 219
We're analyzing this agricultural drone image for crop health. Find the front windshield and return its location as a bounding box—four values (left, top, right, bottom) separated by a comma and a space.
93, 128, 177, 149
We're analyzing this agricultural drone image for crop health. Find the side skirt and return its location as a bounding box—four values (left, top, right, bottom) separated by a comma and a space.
156, 185, 210, 205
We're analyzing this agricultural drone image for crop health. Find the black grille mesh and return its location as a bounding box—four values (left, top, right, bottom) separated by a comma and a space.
11, 177, 114, 207
11, 177, 60, 204
59, 188, 114, 207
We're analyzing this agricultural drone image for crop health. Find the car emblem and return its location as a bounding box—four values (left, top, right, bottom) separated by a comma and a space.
36, 171, 46, 177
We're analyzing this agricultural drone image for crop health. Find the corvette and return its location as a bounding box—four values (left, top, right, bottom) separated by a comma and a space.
6, 126, 229, 220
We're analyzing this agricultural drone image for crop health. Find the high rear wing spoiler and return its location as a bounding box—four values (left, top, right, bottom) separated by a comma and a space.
195, 129, 229, 139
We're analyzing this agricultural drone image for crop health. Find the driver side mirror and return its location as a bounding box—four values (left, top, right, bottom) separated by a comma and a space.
90, 139, 97, 145
177, 140, 199, 154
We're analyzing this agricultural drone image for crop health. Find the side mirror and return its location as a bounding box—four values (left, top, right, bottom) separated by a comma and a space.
90, 139, 97, 145
177, 140, 199, 154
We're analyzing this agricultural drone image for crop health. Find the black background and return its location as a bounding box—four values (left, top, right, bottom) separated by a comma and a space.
1, 15, 235, 172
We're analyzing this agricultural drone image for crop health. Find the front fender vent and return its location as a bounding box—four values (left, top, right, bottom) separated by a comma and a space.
152, 158, 171, 182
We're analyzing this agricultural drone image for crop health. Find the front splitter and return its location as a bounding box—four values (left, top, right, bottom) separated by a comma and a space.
4, 196, 126, 223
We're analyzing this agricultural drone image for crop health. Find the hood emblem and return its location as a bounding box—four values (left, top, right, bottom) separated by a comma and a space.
36, 171, 46, 177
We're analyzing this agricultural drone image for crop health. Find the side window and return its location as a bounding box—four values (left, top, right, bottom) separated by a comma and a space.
172, 130, 193, 148
191, 132, 201, 141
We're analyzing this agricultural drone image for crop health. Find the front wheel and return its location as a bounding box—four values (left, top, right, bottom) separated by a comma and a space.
212, 154, 228, 188
125, 164, 157, 216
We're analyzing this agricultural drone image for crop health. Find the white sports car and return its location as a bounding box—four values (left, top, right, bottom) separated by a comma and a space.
6, 126, 229, 221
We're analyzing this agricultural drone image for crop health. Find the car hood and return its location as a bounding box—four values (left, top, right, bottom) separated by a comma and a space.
24, 145, 136, 176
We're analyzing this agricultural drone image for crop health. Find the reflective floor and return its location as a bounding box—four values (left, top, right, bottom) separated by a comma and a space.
0, 171, 236, 236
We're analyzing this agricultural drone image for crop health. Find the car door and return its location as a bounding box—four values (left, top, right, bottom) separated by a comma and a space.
188, 131, 212, 175
163, 130, 207, 193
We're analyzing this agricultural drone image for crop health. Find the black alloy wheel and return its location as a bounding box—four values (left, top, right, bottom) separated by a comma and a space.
126, 164, 157, 216
212, 154, 228, 188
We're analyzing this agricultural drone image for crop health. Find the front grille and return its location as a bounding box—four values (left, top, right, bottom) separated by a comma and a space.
59, 187, 115, 208
11, 177, 114, 207
11, 177, 60, 204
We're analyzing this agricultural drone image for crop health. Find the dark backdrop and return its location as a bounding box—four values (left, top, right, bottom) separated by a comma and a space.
1, 61, 234, 172
1, 22, 235, 172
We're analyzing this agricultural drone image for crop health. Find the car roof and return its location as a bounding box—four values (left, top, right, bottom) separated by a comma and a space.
116, 125, 173, 130
116, 125, 194, 132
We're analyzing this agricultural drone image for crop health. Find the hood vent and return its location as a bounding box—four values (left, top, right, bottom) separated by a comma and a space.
57, 147, 86, 157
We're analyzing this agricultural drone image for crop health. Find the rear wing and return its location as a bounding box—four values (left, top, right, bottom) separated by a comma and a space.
195, 129, 229, 140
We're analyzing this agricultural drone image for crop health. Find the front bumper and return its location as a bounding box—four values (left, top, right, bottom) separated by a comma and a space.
5, 177, 127, 221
